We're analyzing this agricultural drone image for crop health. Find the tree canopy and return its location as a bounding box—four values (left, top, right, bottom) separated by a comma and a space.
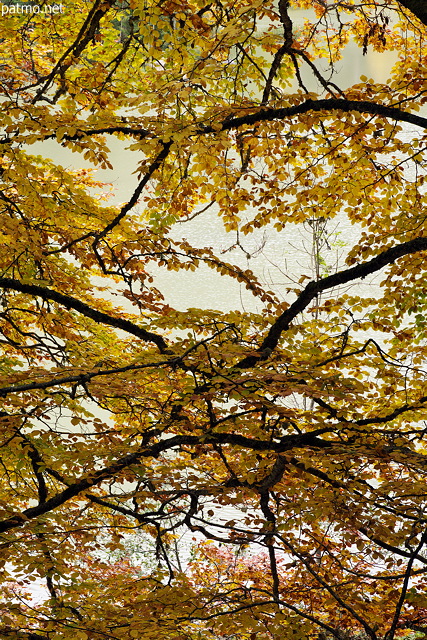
1, 0, 427, 638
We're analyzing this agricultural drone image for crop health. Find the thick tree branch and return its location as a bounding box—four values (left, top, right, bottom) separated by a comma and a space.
359, 527, 427, 564
313, 393, 427, 426
261, 0, 293, 103
0, 278, 168, 352
0, 430, 331, 533
48, 98, 427, 251
0, 358, 175, 398
238, 236, 427, 367
212, 98, 427, 134
34, 97, 427, 151
386, 528, 427, 640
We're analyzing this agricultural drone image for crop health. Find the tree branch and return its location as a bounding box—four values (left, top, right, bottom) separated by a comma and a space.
0, 430, 332, 533
238, 236, 427, 367
34, 97, 427, 151
32, 0, 116, 102
94, 140, 172, 241
0, 278, 168, 352
208, 98, 427, 134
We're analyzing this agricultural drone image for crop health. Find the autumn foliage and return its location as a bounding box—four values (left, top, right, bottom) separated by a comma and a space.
1, 0, 427, 638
